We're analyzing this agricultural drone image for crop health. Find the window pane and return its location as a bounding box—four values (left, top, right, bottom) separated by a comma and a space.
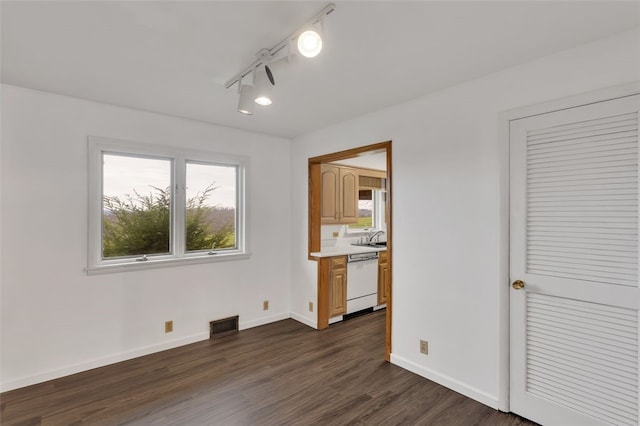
186, 162, 237, 251
102, 153, 172, 258
349, 190, 374, 229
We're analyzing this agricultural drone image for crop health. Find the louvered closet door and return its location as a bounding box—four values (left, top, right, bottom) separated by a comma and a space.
510, 94, 640, 426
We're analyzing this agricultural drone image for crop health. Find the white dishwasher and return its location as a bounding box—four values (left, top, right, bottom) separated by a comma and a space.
346, 252, 379, 314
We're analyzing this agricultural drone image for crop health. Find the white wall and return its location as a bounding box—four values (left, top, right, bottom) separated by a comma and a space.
2, 28, 638, 402
0, 85, 292, 391
290, 29, 640, 408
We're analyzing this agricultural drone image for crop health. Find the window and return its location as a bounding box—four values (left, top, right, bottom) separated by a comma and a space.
88, 137, 248, 274
102, 154, 173, 258
185, 162, 238, 252
349, 190, 374, 230
347, 189, 386, 232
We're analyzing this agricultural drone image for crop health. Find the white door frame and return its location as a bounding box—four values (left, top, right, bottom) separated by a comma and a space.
497, 81, 640, 412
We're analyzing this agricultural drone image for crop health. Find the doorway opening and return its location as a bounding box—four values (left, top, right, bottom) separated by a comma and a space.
308, 141, 392, 361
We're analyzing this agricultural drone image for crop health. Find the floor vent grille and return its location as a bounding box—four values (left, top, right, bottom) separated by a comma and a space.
209, 315, 239, 339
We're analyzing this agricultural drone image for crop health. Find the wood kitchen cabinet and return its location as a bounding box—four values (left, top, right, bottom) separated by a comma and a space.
329, 256, 347, 317
378, 251, 389, 305
320, 164, 358, 224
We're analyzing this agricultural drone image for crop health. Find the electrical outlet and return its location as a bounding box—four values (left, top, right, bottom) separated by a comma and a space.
308, 301, 314, 312
165, 320, 173, 333
332, 231, 339, 238
420, 340, 428, 355
263, 300, 269, 311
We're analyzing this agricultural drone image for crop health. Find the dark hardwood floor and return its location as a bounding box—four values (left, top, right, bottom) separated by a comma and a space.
1, 310, 536, 425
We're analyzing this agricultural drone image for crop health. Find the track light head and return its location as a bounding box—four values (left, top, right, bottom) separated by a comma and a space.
297, 29, 323, 58
237, 84, 255, 115
237, 72, 256, 114
254, 65, 274, 106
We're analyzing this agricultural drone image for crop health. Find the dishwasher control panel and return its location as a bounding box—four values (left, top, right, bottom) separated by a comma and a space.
347, 252, 379, 263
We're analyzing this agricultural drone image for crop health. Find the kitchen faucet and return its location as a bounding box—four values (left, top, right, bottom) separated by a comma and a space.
367, 229, 385, 243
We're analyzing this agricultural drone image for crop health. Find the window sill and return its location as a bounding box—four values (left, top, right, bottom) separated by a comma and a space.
85, 251, 252, 275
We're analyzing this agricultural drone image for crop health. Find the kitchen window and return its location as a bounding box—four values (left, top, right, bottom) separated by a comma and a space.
347, 189, 385, 233
349, 190, 374, 230
87, 136, 248, 274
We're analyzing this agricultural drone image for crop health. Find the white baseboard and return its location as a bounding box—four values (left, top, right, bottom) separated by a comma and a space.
0, 332, 208, 392
391, 354, 499, 410
239, 312, 290, 330
290, 311, 317, 329
2, 312, 292, 392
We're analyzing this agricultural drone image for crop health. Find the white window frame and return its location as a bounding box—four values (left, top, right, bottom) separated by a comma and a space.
87, 136, 250, 274
346, 189, 385, 234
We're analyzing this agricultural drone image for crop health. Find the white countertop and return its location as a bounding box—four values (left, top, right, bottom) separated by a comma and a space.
310, 245, 387, 258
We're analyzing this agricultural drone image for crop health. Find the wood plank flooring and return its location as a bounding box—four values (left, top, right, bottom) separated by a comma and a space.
1, 310, 536, 425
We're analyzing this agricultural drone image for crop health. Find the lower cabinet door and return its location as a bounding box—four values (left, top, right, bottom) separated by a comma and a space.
378, 252, 388, 305
329, 257, 347, 317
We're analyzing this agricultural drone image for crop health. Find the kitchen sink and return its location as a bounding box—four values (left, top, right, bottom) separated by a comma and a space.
351, 241, 387, 248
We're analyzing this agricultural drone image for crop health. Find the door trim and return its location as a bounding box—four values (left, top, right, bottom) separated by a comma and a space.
497, 81, 640, 412
308, 140, 393, 361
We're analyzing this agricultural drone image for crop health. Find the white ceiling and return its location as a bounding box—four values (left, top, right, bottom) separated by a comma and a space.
2, 1, 639, 138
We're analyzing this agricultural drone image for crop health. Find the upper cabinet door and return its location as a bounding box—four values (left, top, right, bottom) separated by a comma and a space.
339, 167, 359, 224
321, 165, 340, 224
320, 164, 359, 224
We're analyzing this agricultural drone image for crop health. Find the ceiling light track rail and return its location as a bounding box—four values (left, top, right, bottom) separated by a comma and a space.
224, 3, 335, 90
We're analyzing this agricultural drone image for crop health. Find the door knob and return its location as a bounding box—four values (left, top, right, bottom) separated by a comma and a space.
512, 280, 525, 290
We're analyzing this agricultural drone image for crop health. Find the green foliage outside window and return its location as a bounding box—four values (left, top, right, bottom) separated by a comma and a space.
103, 185, 235, 258
185, 185, 235, 251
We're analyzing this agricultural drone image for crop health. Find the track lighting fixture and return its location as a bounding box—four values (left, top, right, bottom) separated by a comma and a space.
237, 84, 255, 114
254, 65, 274, 106
297, 26, 323, 58
225, 3, 335, 114
237, 72, 255, 115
